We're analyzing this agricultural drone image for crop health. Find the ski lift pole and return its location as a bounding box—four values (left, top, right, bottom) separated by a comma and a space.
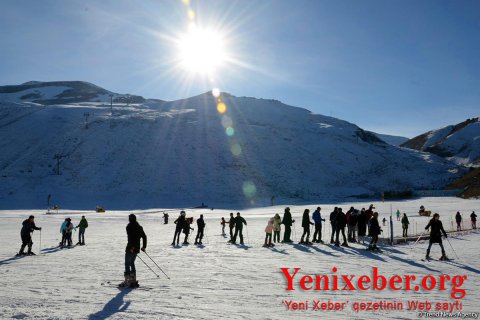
142, 251, 170, 279
137, 254, 160, 278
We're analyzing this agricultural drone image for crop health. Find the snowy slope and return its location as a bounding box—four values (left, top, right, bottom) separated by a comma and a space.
0, 197, 479, 319
0, 81, 145, 105
401, 118, 480, 167
0, 83, 463, 209
370, 132, 408, 146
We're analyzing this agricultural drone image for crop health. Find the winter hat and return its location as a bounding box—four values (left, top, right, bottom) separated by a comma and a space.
180, 211, 186, 216
29, 215, 34, 219
129, 214, 137, 222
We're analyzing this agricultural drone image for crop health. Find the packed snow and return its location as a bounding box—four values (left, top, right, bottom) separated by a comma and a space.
1, 197, 479, 319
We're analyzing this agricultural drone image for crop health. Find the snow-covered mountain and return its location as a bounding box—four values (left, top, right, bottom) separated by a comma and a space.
0, 81, 463, 209
370, 132, 408, 146
0, 81, 145, 105
401, 117, 480, 167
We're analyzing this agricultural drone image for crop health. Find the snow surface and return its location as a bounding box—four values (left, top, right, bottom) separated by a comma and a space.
1, 197, 479, 319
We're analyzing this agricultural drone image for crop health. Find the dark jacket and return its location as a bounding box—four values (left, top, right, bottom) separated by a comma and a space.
401, 216, 409, 228
425, 219, 447, 243
197, 217, 205, 230
229, 216, 235, 229
312, 210, 324, 224
282, 211, 293, 227
126, 222, 147, 253
369, 217, 382, 236
471, 212, 477, 222
335, 211, 346, 229
174, 215, 186, 230
455, 213, 462, 223
234, 216, 247, 229
348, 211, 358, 226
21, 219, 40, 238
329, 210, 337, 226
77, 218, 88, 230
302, 212, 314, 228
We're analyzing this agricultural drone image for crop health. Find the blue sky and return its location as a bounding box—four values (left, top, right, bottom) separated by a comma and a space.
0, 0, 479, 137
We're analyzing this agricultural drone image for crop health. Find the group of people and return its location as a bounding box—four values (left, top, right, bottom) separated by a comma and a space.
171, 211, 206, 246
455, 211, 477, 231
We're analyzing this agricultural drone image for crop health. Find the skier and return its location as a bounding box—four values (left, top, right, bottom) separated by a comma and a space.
365, 205, 375, 235
382, 217, 387, 226
232, 212, 247, 245
163, 212, 169, 224
183, 217, 194, 244
335, 208, 348, 247
357, 208, 367, 243
299, 209, 314, 245
228, 212, 236, 243
263, 218, 274, 247
220, 217, 226, 236
396, 209, 401, 221
172, 211, 186, 246
194, 214, 205, 245
345, 207, 354, 241
401, 213, 409, 237
471, 211, 477, 230
64, 218, 74, 247
348, 209, 358, 243
367, 212, 382, 251
329, 207, 338, 244
272, 213, 282, 243
60, 218, 68, 246
17, 215, 42, 256
281, 207, 295, 243
425, 213, 448, 260
312, 207, 325, 243
75, 216, 88, 245
121, 214, 147, 288
455, 212, 462, 231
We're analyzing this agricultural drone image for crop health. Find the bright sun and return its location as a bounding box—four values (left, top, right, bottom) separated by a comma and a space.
177, 26, 227, 75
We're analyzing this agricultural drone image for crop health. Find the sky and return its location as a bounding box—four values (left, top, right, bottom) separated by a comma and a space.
0, 0, 479, 137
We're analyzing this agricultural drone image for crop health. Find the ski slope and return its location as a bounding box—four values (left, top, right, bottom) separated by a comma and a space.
1, 197, 479, 319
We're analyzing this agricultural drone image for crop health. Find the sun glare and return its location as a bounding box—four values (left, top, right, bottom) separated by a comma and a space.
177, 26, 227, 75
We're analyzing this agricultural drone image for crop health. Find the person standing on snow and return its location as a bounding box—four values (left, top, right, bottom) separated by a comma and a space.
299, 209, 314, 245
329, 207, 338, 244
195, 214, 205, 245
75, 216, 88, 245
18, 215, 42, 256
64, 218, 74, 247
396, 210, 401, 221
220, 217, 226, 236
272, 213, 282, 243
334, 208, 348, 247
263, 218, 274, 247
172, 211, 186, 246
312, 207, 325, 243
60, 218, 68, 246
281, 207, 295, 243
121, 214, 147, 288
228, 212, 236, 243
425, 213, 448, 260
183, 217, 194, 244
163, 212, 169, 224
232, 212, 247, 245
367, 212, 382, 251
401, 213, 409, 237
471, 211, 477, 230
348, 209, 358, 243
455, 212, 462, 231
357, 208, 367, 242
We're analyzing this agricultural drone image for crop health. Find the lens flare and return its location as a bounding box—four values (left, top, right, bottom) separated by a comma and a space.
242, 181, 256, 198
226, 127, 235, 136
217, 102, 227, 114
212, 88, 221, 98
231, 143, 242, 156
221, 115, 232, 128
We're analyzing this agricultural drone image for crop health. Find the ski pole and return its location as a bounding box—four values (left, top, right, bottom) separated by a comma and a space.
204, 225, 209, 244
413, 230, 426, 245
143, 251, 170, 279
246, 225, 250, 245
445, 236, 460, 260
137, 254, 160, 278
39, 229, 42, 255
